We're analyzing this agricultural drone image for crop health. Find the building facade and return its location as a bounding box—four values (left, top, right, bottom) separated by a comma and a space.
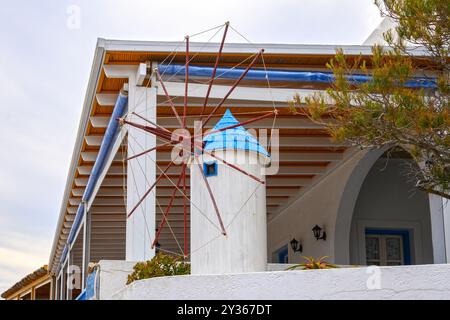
40, 37, 448, 300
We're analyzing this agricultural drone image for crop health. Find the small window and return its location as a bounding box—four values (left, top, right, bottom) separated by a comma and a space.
203, 161, 218, 177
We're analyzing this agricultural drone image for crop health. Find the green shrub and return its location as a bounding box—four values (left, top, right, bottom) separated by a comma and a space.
127, 253, 190, 284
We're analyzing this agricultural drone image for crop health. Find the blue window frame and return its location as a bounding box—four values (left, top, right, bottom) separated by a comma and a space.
274, 245, 289, 263
203, 161, 218, 177
365, 229, 411, 265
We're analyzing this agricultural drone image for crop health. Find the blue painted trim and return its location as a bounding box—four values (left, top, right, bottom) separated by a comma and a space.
60, 93, 128, 264
365, 228, 411, 265
203, 161, 218, 177
158, 64, 437, 89
275, 245, 289, 264
204, 109, 269, 157
84, 268, 98, 300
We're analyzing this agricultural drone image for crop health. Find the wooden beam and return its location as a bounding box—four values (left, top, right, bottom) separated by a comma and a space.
159, 81, 323, 103
158, 116, 321, 129
96, 93, 118, 107
103, 64, 137, 78
85, 135, 103, 147
77, 165, 124, 176
90, 206, 125, 214
74, 177, 123, 187
136, 63, 147, 86
80, 151, 124, 162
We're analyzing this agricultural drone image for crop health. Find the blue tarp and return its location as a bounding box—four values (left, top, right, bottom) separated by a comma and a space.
75, 267, 98, 300
158, 64, 437, 89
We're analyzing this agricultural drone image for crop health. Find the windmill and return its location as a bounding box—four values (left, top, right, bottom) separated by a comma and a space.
120, 22, 278, 274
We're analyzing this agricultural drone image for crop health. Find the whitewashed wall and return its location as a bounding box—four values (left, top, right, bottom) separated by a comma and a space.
349, 158, 433, 265
112, 264, 450, 300
267, 148, 445, 266
190, 150, 268, 274
267, 149, 369, 265
126, 85, 156, 261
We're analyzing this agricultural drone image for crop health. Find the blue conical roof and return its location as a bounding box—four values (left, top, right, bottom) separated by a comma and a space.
203, 109, 269, 157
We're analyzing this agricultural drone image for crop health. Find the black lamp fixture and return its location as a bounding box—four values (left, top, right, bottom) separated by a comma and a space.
312, 225, 326, 241
155, 228, 161, 253
155, 241, 161, 253
290, 238, 303, 253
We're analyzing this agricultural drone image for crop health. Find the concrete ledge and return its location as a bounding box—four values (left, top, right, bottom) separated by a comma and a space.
112, 264, 450, 300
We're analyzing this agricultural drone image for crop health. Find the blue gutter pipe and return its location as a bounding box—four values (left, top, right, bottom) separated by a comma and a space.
158, 64, 437, 89
59, 92, 128, 265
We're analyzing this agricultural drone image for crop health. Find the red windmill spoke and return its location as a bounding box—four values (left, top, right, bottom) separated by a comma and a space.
121, 30, 277, 258
182, 162, 188, 255
196, 161, 227, 236
155, 69, 183, 127
126, 141, 173, 161
183, 36, 189, 129
127, 160, 175, 218
131, 112, 171, 134
200, 22, 229, 119
152, 162, 187, 249
182, 36, 190, 256
202, 49, 264, 128
123, 110, 277, 149
121, 119, 173, 142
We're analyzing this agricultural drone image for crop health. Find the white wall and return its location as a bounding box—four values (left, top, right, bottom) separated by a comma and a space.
349, 158, 433, 264
444, 198, 450, 260
190, 150, 268, 274
268, 149, 440, 266
97, 260, 136, 300
267, 149, 369, 264
126, 85, 156, 261
112, 264, 450, 300
429, 194, 449, 263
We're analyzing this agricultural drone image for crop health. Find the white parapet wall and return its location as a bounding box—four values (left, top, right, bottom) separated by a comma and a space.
190, 150, 268, 275
112, 264, 450, 300
96, 260, 137, 300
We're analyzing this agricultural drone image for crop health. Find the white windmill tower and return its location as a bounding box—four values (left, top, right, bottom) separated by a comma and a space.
190, 109, 270, 274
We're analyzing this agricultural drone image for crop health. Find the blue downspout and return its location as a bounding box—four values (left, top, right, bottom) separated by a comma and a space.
60, 92, 128, 265
158, 64, 437, 89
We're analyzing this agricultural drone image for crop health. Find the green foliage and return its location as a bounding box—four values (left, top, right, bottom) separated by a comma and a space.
286, 256, 338, 270
126, 253, 190, 285
290, 0, 449, 199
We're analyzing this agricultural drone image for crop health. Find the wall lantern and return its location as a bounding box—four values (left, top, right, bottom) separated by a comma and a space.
155, 228, 161, 253
290, 238, 303, 253
155, 241, 161, 253
312, 225, 326, 241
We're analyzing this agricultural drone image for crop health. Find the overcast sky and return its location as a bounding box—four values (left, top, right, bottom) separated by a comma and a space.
0, 0, 383, 296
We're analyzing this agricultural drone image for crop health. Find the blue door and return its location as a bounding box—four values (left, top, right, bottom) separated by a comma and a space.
365, 229, 411, 265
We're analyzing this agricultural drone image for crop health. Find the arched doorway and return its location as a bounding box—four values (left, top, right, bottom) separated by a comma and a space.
334, 147, 436, 265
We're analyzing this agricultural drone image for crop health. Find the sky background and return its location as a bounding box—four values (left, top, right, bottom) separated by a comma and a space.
0, 0, 383, 296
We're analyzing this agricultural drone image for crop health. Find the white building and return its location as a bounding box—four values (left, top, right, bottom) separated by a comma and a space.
46, 28, 450, 299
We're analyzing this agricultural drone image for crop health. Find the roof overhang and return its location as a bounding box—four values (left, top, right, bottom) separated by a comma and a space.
48, 38, 434, 273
